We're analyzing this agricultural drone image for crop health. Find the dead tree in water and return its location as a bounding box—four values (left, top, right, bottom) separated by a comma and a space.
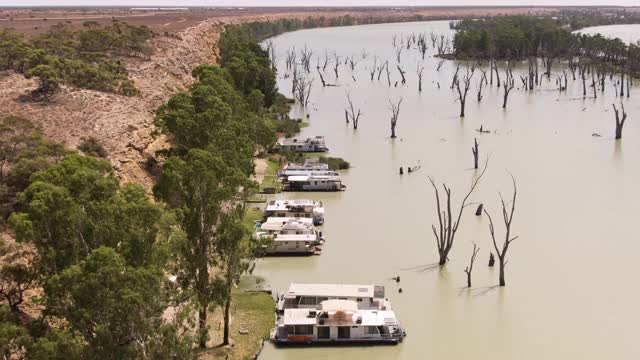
472, 138, 479, 169
369, 56, 378, 81
333, 53, 340, 79
484, 175, 518, 287
395, 47, 403, 63
464, 243, 480, 288
348, 56, 357, 71
476, 79, 485, 102
384, 62, 392, 87
454, 66, 475, 117
345, 94, 362, 130
316, 67, 326, 87
450, 64, 460, 89
294, 76, 313, 107
397, 65, 407, 84
388, 98, 403, 139
322, 50, 330, 71
417, 65, 424, 92
429, 161, 488, 266
418, 34, 428, 59
491, 59, 501, 87
436, 59, 445, 72
300, 45, 313, 73
377, 60, 386, 81
612, 103, 628, 140
502, 67, 515, 109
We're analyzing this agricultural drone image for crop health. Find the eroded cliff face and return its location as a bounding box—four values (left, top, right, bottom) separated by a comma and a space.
0, 12, 327, 188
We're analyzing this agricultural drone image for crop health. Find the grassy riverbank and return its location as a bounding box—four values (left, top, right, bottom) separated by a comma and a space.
198, 289, 275, 360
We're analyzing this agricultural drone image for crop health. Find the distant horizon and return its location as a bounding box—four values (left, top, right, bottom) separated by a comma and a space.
2, 1, 640, 9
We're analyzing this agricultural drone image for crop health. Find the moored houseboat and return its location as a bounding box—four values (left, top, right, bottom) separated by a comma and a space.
255, 218, 324, 256
264, 199, 325, 225
271, 299, 405, 345
282, 175, 346, 192
277, 283, 390, 313
276, 136, 329, 152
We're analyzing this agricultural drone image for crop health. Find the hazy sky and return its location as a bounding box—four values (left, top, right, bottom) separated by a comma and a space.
4, 0, 640, 7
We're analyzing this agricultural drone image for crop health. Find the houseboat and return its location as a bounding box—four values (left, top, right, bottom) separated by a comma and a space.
264, 199, 325, 225
255, 218, 324, 256
277, 283, 390, 313
276, 136, 329, 152
271, 299, 405, 345
282, 175, 346, 192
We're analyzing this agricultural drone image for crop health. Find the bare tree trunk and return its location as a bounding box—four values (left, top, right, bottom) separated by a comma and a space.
222, 268, 234, 346
430, 161, 488, 266
464, 243, 480, 287
613, 103, 628, 140
484, 175, 519, 287
472, 138, 479, 169
198, 306, 208, 348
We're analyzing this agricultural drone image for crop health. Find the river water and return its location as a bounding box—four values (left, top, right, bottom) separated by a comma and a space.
255, 21, 640, 359
577, 24, 640, 44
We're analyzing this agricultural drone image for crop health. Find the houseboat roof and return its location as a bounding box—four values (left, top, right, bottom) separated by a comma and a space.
259, 218, 315, 232
287, 175, 342, 182
262, 234, 318, 242
286, 283, 383, 299
266, 199, 323, 210
282, 302, 398, 327
279, 136, 326, 146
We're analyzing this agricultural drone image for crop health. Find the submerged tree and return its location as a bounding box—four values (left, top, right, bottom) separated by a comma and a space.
483, 175, 518, 287
612, 103, 628, 140
389, 98, 403, 139
429, 161, 488, 266
463, 242, 480, 288
417, 64, 424, 92
472, 138, 479, 169
502, 67, 515, 109
345, 94, 362, 130
454, 66, 475, 117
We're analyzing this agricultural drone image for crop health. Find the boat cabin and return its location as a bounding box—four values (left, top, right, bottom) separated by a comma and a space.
283, 175, 346, 192
271, 299, 405, 345
277, 283, 389, 312
264, 199, 325, 225
277, 136, 329, 152
256, 219, 324, 256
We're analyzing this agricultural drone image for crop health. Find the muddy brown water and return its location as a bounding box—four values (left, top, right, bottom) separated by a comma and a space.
254, 21, 640, 359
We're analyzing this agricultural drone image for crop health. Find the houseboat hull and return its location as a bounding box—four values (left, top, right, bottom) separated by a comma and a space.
270, 329, 405, 345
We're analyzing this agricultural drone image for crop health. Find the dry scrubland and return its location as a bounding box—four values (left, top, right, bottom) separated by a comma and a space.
0, 6, 569, 187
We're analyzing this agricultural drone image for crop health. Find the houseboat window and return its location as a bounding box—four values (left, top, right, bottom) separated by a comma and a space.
317, 297, 328, 303
365, 326, 379, 335
317, 327, 330, 339
356, 298, 363, 302
299, 297, 316, 305
293, 325, 313, 335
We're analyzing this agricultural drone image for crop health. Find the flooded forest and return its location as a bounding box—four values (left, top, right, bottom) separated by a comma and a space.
257, 20, 640, 360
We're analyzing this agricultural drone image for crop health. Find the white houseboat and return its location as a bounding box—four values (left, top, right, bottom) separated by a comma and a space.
277, 283, 390, 313
277, 136, 329, 152
264, 199, 325, 225
271, 299, 405, 345
283, 175, 346, 192
256, 218, 324, 256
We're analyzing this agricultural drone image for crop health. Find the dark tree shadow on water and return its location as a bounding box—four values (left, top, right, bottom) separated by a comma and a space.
400, 263, 440, 273
456, 285, 500, 298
